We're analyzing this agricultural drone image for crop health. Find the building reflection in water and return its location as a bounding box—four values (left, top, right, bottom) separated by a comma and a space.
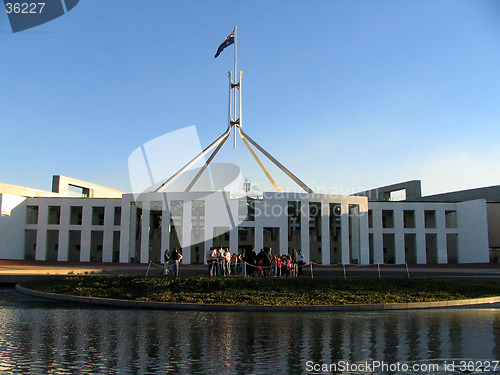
0, 307, 499, 374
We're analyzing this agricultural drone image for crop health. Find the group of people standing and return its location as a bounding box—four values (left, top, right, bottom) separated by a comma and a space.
206, 246, 306, 277
206, 246, 237, 277
162, 246, 307, 277
163, 248, 183, 277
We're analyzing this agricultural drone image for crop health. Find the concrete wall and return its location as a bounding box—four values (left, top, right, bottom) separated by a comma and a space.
456, 200, 489, 263
52, 175, 123, 198
0, 193, 27, 260
0, 183, 61, 198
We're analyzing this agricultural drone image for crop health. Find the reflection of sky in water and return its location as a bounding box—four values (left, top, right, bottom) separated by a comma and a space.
0, 307, 499, 374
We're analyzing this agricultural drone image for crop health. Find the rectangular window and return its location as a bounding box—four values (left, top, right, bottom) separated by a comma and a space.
70, 206, 83, 225
389, 189, 407, 201
46, 230, 59, 261
368, 210, 373, 228
48, 206, 61, 225
26, 206, 39, 224
191, 200, 205, 246
383, 233, 395, 264
425, 210, 436, 228
382, 210, 394, 228
114, 207, 122, 226
445, 210, 457, 228
24, 229, 37, 260
447, 233, 458, 263
92, 207, 105, 226
403, 210, 415, 228
426, 233, 438, 263
309, 202, 321, 241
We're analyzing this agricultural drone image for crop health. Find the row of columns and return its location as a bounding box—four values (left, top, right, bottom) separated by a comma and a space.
30, 202, 120, 262
121, 195, 369, 265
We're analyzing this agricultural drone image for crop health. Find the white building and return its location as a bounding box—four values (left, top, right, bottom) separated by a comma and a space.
0, 175, 494, 265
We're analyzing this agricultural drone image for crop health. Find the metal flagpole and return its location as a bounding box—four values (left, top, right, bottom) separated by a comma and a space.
228, 71, 232, 131
233, 26, 238, 148
153, 28, 314, 196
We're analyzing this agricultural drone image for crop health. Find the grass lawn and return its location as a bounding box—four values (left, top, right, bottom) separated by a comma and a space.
20, 276, 500, 306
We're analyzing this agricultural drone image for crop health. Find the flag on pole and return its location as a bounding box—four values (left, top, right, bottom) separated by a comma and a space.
214, 30, 235, 58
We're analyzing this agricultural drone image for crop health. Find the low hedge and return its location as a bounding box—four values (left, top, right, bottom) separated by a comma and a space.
20, 276, 500, 306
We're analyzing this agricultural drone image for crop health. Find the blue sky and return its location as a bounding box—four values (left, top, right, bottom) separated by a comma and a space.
1, 0, 500, 196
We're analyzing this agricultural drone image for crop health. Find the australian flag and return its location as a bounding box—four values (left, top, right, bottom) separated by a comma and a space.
214, 30, 235, 58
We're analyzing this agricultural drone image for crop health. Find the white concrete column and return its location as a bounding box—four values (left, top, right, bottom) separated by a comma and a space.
161, 196, 170, 254
229, 226, 238, 253
182, 200, 191, 264
80, 205, 92, 262
394, 208, 405, 264
415, 208, 426, 264
372, 208, 384, 264
102, 205, 114, 263
255, 226, 264, 252
140, 200, 150, 264
359, 203, 370, 265
122, 200, 136, 263
341, 202, 350, 264
321, 200, 330, 265
119, 197, 131, 263
35, 204, 48, 260
301, 200, 310, 262
436, 209, 448, 263
279, 200, 288, 254
204, 226, 213, 264
58, 203, 70, 261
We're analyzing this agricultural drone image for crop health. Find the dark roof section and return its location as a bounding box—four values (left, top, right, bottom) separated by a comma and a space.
417, 185, 500, 203
354, 180, 422, 201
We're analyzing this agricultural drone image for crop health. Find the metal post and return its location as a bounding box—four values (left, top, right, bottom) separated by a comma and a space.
185, 132, 230, 192
145, 260, 152, 278
154, 128, 231, 192
228, 71, 232, 131
233, 26, 237, 148
310, 262, 313, 279
377, 263, 381, 280
238, 128, 281, 192
405, 262, 410, 279
343, 264, 346, 280
239, 71, 243, 129
239, 129, 314, 194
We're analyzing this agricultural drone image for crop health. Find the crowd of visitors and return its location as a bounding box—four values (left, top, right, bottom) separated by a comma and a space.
206, 245, 306, 277
162, 245, 306, 277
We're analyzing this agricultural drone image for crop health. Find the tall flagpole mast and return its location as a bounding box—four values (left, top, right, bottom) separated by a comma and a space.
233, 26, 238, 148
156, 27, 314, 194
